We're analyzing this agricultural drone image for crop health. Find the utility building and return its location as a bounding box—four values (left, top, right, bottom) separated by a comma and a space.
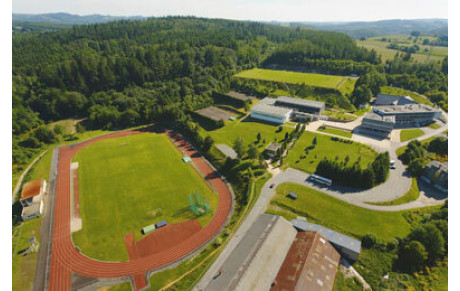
20, 179, 47, 221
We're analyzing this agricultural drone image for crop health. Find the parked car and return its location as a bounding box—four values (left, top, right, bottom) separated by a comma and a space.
270, 183, 275, 188
390, 160, 396, 169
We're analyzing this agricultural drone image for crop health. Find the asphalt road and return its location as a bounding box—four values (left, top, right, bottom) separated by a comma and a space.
33, 147, 59, 291
195, 121, 448, 289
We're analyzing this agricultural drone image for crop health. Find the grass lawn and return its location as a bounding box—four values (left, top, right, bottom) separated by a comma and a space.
380, 86, 433, 106
234, 68, 357, 95
12, 217, 42, 291
267, 183, 411, 241
71, 133, 218, 262
284, 132, 377, 173
366, 178, 419, 206
317, 126, 352, 138
322, 110, 357, 122
428, 122, 441, 129
400, 129, 425, 142
200, 117, 294, 150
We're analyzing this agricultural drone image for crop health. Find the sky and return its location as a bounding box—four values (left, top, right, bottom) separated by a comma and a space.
12, 0, 448, 22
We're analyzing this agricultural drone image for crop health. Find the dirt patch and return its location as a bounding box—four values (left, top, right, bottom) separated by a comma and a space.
195, 106, 233, 121
226, 91, 256, 101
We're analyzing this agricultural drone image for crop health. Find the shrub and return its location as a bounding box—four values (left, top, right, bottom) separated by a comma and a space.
362, 234, 377, 248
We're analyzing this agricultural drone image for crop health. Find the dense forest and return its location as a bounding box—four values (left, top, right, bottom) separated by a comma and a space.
12, 16, 448, 177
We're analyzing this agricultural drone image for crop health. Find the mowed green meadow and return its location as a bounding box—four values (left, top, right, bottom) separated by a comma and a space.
200, 118, 294, 149
72, 133, 218, 262
234, 68, 357, 95
400, 129, 425, 142
284, 132, 377, 173
269, 183, 412, 241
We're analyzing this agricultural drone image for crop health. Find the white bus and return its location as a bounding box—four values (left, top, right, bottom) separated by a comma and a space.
310, 174, 332, 187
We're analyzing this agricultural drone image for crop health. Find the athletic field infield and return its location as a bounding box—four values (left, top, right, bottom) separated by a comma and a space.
71, 133, 218, 262
234, 68, 357, 95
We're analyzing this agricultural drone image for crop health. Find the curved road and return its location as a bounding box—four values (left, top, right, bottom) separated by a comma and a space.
196, 120, 447, 290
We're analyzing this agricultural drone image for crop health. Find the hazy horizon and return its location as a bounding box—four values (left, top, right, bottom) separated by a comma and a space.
12, 0, 448, 22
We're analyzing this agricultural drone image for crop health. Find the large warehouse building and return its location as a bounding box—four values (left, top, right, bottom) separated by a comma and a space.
359, 94, 443, 138
204, 215, 297, 291
250, 96, 325, 124
203, 215, 360, 291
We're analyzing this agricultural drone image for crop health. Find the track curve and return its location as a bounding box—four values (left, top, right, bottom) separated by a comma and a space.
49, 130, 232, 290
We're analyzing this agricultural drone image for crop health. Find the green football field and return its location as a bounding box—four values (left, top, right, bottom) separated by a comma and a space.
234, 68, 357, 95
71, 133, 218, 262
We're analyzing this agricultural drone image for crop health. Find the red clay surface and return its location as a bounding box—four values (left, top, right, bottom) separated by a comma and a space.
134, 220, 202, 258
49, 129, 232, 290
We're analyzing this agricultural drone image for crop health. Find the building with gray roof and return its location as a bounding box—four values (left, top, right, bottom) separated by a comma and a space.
250, 96, 325, 124
359, 94, 442, 138
421, 160, 448, 194
275, 96, 325, 115
374, 94, 418, 106
204, 214, 297, 291
291, 219, 361, 261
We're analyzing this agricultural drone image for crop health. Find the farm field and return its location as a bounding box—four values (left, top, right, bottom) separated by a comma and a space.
200, 117, 294, 150
267, 183, 411, 241
356, 38, 446, 63
380, 86, 433, 106
234, 68, 357, 95
400, 128, 425, 142
283, 132, 377, 173
71, 133, 218, 262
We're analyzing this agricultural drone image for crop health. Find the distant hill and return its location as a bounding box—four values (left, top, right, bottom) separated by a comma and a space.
13, 12, 146, 25
12, 20, 72, 34
271, 19, 448, 38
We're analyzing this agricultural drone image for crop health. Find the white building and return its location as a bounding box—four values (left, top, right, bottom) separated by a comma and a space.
20, 179, 46, 221
250, 102, 292, 124
250, 96, 325, 124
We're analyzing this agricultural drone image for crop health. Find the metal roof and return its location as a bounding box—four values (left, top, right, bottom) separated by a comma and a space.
204, 214, 295, 291
272, 231, 340, 291
363, 111, 395, 123
277, 96, 325, 109
265, 142, 281, 152
290, 220, 361, 254
251, 102, 292, 116
375, 94, 418, 106
20, 179, 43, 200
375, 104, 439, 114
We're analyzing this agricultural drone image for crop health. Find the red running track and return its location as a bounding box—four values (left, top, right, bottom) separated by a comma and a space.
49, 130, 232, 290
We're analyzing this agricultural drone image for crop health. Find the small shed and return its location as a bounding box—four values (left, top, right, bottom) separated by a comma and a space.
264, 142, 281, 159
287, 192, 298, 200
155, 220, 167, 228
142, 224, 156, 235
